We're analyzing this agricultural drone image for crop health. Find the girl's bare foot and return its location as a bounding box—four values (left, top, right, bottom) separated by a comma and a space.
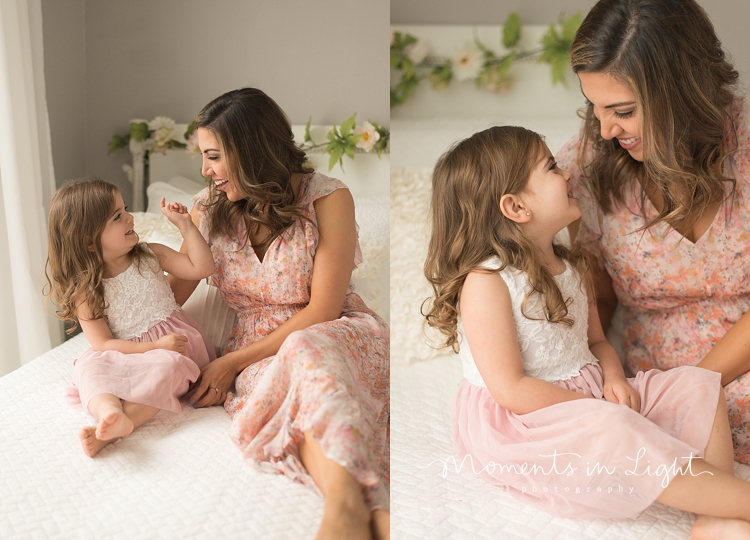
78, 426, 111, 457
692, 515, 750, 540
371, 509, 390, 540
95, 409, 134, 440
315, 479, 372, 540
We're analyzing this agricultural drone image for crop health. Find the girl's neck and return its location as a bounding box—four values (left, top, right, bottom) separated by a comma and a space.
103, 253, 133, 279
525, 230, 566, 276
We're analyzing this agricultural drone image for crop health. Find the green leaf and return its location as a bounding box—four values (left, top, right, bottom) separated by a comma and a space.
328, 145, 345, 171
340, 113, 357, 137
107, 134, 129, 155
390, 48, 402, 68
344, 145, 355, 159
129, 121, 149, 141
562, 12, 582, 42
184, 121, 196, 139
503, 13, 521, 49
497, 52, 515, 75
304, 116, 312, 143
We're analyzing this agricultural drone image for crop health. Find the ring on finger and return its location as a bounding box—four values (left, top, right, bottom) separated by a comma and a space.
210, 386, 219, 394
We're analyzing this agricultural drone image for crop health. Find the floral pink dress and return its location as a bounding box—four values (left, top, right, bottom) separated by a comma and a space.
556, 98, 750, 464
195, 172, 390, 510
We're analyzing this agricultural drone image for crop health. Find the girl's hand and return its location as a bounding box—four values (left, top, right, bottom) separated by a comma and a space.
602, 376, 641, 413
154, 333, 188, 354
160, 198, 194, 229
189, 353, 238, 408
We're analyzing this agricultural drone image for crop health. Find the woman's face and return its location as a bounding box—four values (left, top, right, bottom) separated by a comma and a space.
197, 127, 244, 202
578, 71, 643, 162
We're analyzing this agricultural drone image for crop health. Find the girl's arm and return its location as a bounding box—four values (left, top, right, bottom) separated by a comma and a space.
166, 204, 202, 306
76, 300, 187, 354
697, 313, 750, 386
189, 188, 358, 407
586, 290, 641, 412
460, 270, 591, 415
151, 199, 214, 281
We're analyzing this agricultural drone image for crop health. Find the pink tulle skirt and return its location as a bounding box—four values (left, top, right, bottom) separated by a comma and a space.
452, 363, 722, 519
69, 309, 215, 414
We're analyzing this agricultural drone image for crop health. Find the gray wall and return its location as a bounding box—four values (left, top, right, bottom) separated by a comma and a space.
43, 0, 389, 206
391, 0, 750, 89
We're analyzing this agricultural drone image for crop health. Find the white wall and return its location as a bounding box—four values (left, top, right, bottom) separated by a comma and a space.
42, 0, 389, 206
391, 0, 750, 90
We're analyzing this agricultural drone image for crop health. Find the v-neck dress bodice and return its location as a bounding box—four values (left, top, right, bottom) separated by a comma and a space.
556, 98, 750, 463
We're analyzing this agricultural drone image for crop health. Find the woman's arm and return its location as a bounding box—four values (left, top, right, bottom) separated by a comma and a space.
586, 290, 640, 411
189, 188, 357, 407
460, 270, 591, 415
167, 205, 203, 306
152, 199, 214, 281
697, 312, 750, 386
76, 301, 187, 354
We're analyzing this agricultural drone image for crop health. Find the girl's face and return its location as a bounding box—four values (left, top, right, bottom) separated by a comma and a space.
579, 71, 643, 162
197, 127, 244, 202
521, 146, 580, 234
98, 191, 137, 262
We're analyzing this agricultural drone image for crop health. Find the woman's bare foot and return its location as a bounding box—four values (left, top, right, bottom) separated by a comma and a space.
95, 409, 134, 440
371, 509, 390, 540
78, 426, 111, 457
692, 515, 750, 540
315, 479, 372, 540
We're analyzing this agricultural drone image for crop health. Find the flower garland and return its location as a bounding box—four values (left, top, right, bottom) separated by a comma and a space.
108, 114, 389, 172
390, 12, 582, 107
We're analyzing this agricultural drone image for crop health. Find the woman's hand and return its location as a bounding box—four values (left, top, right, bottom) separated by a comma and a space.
602, 375, 641, 412
189, 353, 238, 408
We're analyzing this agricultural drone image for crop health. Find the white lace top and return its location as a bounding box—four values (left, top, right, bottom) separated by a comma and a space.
457, 256, 598, 387
102, 245, 179, 340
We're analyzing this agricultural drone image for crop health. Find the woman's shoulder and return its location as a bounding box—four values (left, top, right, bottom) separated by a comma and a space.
299, 171, 351, 206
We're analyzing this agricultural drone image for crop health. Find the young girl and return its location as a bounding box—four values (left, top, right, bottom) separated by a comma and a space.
46, 178, 216, 458
424, 126, 750, 538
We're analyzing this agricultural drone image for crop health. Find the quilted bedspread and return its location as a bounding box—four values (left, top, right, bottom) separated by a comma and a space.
392, 353, 750, 540
0, 334, 322, 539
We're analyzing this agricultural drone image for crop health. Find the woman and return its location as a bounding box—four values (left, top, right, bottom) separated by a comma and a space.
556, 0, 750, 466
169, 88, 390, 540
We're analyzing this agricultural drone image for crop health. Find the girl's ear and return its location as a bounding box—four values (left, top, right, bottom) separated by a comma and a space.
499, 194, 531, 223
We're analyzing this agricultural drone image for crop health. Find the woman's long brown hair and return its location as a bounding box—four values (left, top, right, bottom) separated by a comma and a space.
45, 178, 154, 333
423, 126, 592, 352
570, 0, 739, 231
195, 88, 314, 250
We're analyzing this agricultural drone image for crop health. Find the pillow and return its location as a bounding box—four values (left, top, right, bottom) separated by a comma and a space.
352, 195, 389, 324
146, 182, 198, 214
168, 175, 206, 195
181, 280, 236, 357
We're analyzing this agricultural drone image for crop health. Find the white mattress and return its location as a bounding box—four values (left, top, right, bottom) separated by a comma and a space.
392, 354, 750, 539
0, 334, 322, 539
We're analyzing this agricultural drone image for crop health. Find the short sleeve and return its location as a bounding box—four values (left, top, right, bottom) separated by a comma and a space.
556, 134, 605, 268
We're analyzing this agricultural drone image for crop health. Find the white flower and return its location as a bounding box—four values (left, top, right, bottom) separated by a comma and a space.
354, 121, 381, 152
148, 116, 175, 131
404, 39, 430, 65
452, 46, 482, 81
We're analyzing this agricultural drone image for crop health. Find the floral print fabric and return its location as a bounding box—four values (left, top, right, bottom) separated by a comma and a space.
195, 173, 390, 509
556, 99, 750, 464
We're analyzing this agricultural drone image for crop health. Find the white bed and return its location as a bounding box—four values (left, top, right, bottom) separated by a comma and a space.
0, 128, 389, 539
389, 119, 750, 539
